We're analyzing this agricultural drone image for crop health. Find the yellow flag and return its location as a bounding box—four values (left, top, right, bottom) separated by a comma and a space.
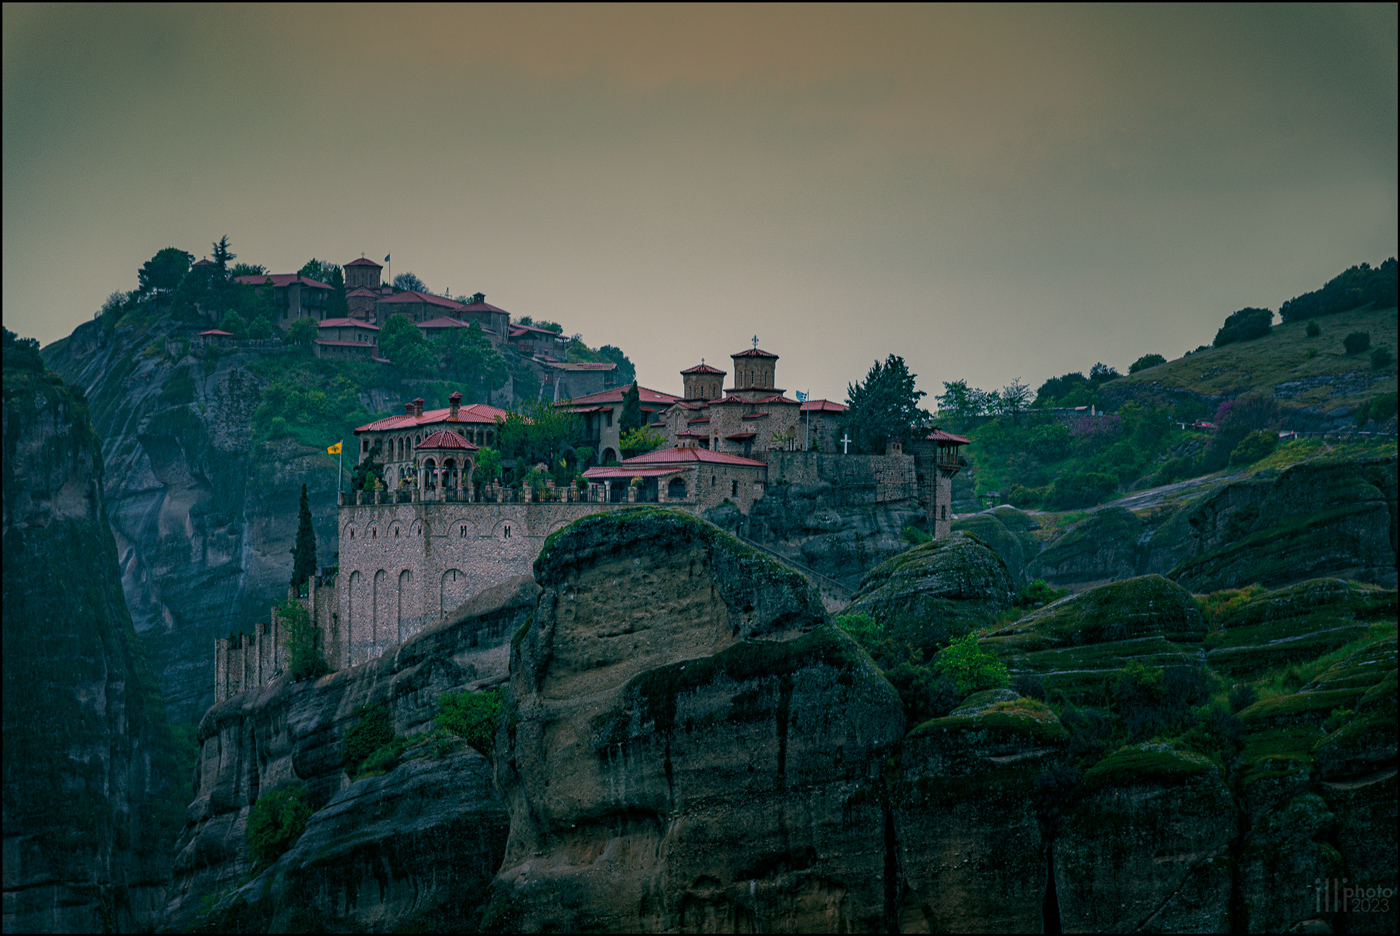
327, 442, 342, 454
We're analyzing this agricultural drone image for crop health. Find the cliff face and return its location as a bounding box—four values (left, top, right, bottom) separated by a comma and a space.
44, 317, 345, 723
2, 352, 179, 932
164, 575, 533, 933
489, 509, 905, 932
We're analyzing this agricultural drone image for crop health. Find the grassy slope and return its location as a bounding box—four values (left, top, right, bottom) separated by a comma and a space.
1112, 306, 1397, 411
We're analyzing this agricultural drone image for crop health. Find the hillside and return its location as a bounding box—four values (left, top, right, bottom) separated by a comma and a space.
1101, 305, 1397, 421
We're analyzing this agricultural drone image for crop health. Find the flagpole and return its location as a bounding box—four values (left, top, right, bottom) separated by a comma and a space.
338, 443, 344, 493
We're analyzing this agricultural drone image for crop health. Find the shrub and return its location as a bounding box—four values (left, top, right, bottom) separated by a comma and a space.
1353, 391, 1397, 427
436, 689, 504, 756
835, 612, 880, 647
276, 600, 328, 682
1044, 471, 1118, 510
1228, 683, 1259, 713
1012, 673, 1047, 701
1007, 483, 1049, 508
246, 786, 312, 870
885, 664, 960, 727
1371, 346, 1392, 369
929, 633, 1009, 697
1305, 320, 1321, 338
1019, 579, 1068, 609
1213, 307, 1273, 347
1228, 430, 1278, 466
900, 523, 932, 546
1306, 348, 1319, 359
1129, 353, 1167, 374
1343, 331, 1370, 355
343, 704, 394, 775
1154, 455, 1195, 486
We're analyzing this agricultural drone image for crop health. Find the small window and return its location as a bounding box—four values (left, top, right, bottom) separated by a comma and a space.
941, 505, 947, 520
460, 525, 468, 537
731, 480, 738, 496
503, 524, 511, 538
394, 528, 400, 537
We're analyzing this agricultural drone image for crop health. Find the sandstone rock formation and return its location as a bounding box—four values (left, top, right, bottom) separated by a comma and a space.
950, 505, 1043, 588
488, 508, 905, 932
163, 576, 535, 932
2, 349, 179, 932
1025, 505, 1146, 589
844, 530, 1015, 642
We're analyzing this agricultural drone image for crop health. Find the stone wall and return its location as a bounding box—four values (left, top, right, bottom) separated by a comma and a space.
765, 451, 917, 505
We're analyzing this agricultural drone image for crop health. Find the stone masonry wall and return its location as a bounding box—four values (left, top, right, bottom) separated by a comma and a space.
765, 451, 917, 504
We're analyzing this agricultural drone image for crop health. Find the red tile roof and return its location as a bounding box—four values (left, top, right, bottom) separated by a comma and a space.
581, 466, 682, 480
346, 286, 379, 297
545, 361, 616, 371
800, 399, 848, 413
458, 300, 509, 314
191, 258, 215, 267
346, 257, 383, 267
416, 429, 478, 451
732, 348, 778, 359
314, 339, 376, 348
681, 363, 726, 375
754, 394, 800, 405
675, 430, 705, 438
710, 395, 753, 406
725, 432, 757, 441
687, 417, 711, 424
378, 290, 469, 311
741, 412, 769, 420
417, 316, 472, 329
198, 328, 233, 336
509, 323, 564, 338
355, 402, 512, 433
319, 318, 378, 330
612, 446, 766, 468
556, 383, 680, 407
927, 429, 971, 444
234, 273, 332, 289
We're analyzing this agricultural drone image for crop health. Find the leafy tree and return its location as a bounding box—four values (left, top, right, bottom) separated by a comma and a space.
997, 378, 1031, 424
1129, 353, 1167, 374
220, 310, 248, 337
595, 345, 636, 385
1280, 257, 1398, 322
475, 447, 502, 483
324, 264, 348, 318
287, 316, 318, 346
246, 313, 274, 339
290, 484, 317, 589
1088, 362, 1121, 385
1372, 346, 1393, 369
495, 400, 580, 484
1305, 321, 1321, 338
1034, 371, 1088, 406
3, 327, 45, 372
620, 426, 666, 458
378, 313, 434, 372
138, 247, 194, 294
298, 259, 329, 282
619, 383, 645, 434
534, 320, 564, 334
1026, 423, 1071, 462
1201, 394, 1278, 471
1213, 307, 1273, 347
342, 704, 394, 775
229, 263, 267, 279
351, 441, 385, 492
844, 354, 927, 452
276, 599, 328, 682
1343, 331, 1370, 355
437, 323, 508, 396
392, 272, 426, 293
1043, 470, 1118, 509
929, 633, 1009, 697
246, 786, 312, 870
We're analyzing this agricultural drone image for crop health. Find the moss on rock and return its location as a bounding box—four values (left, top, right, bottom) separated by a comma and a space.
1082, 741, 1218, 790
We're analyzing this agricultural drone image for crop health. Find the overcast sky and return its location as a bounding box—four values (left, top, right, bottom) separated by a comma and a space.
4, 4, 1395, 402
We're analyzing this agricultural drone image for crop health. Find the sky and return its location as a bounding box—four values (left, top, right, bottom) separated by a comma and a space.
4, 4, 1396, 403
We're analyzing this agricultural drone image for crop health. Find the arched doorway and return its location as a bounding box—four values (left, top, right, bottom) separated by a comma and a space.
667, 477, 687, 500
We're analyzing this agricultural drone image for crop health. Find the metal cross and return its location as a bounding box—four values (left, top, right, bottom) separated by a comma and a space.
752, 335, 759, 349
840, 433, 852, 454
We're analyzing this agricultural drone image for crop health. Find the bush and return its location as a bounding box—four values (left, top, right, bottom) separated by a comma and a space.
246, 786, 312, 870
900, 523, 932, 546
1044, 471, 1118, 510
158, 368, 196, 406
1019, 579, 1068, 609
1343, 331, 1371, 355
1213, 307, 1273, 347
885, 664, 960, 727
929, 633, 1009, 698
343, 704, 395, 775
1228, 683, 1259, 713
276, 600, 329, 682
1129, 353, 1167, 374
1371, 346, 1392, 369
1012, 673, 1047, 701
1154, 455, 1196, 486
836, 612, 880, 647
1305, 320, 1321, 338
436, 690, 504, 756
1353, 391, 1397, 427
1007, 483, 1049, 508
1228, 430, 1278, 466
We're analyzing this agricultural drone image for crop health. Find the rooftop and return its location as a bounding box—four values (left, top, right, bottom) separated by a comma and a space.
378, 290, 470, 312
800, 399, 848, 413
927, 429, 971, 445
681, 363, 726, 375
557, 383, 680, 408
732, 347, 779, 359
345, 257, 383, 267
234, 273, 333, 290
416, 429, 479, 451
356, 402, 513, 433
319, 318, 378, 330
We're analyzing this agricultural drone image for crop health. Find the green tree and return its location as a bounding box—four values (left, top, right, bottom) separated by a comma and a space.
595, 344, 636, 385
929, 633, 1009, 697
392, 271, 426, 293
1213, 308, 1273, 347
437, 323, 508, 396
324, 264, 348, 318
246, 786, 312, 870
230, 262, 267, 279
1129, 353, 1167, 374
1305, 321, 1321, 338
246, 313, 274, 339
935, 380, 988, 426
276, 599, 328, 682
211, 236, 235, 275
997, 378, 1030, 424
378, 313, 435, 371
844, 354, 927, 452
1228, 430, 1278, 466
475, 447, 502, 483
495, 401, 580, 483
436, 690, 504, 757
3, 327, 45, 372
619, 383, 645, 434
290, 484, 317, 590
619, 426, 666, 458
138, 247, 194, 294
220, 309, 248, 337
288, 316, 318, 346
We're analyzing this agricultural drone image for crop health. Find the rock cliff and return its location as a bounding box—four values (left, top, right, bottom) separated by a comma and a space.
2, 340, 180, 932
163, 575, 535, 932
489, 508, 905, 932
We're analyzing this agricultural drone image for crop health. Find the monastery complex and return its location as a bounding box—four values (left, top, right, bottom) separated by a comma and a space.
212, 313, 969, 704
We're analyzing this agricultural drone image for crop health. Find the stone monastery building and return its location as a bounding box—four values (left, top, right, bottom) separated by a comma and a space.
213, 340, 969, 703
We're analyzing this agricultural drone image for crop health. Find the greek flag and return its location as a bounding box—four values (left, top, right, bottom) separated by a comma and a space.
384, 254, 390, 262
795, 390, 808, 402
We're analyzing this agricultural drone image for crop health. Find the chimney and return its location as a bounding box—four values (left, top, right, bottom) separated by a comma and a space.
413, 398, 425, 417
404, 402, 415, 415
449, 391, 462, 419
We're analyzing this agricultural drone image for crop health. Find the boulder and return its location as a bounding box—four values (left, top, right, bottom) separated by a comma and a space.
1026, 506, 1145, 589
950, 506, 1042, 588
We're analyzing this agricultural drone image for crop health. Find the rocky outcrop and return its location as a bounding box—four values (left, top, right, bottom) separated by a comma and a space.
1026, 506, 1146, 589
163, 575, 534, 932
844, 531, 1015, 642
44, 317, 348, 722
950, 506, 1042, 588
2, 352, 179, 932
1154, 455, 1397, 591
488, 508, 905, 932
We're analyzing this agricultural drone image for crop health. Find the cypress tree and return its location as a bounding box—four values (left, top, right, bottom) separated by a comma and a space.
619, 383, 644, 434
290, 483, 317, 590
